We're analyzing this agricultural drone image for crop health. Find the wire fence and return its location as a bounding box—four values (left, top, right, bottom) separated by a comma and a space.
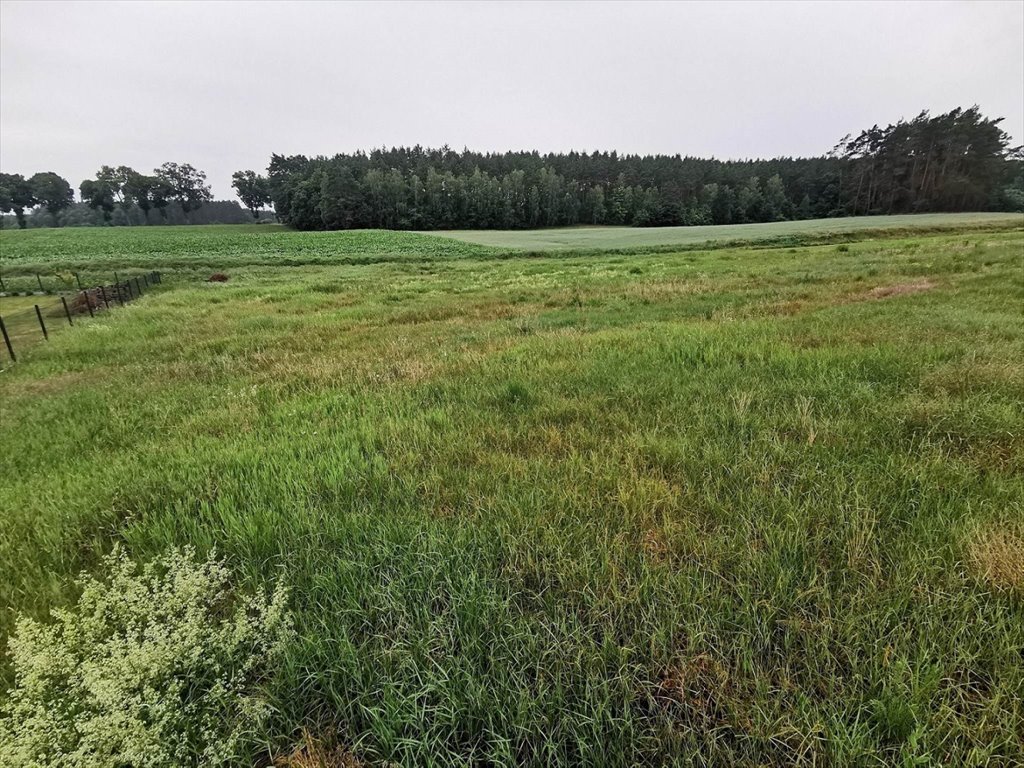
0, 271, 162, 363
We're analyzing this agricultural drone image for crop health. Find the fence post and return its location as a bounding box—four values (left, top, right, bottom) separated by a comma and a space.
83, 290, 94, 318
35, 305, 48, 340
75, 272, 84, 290
143, 273, 149, 288
134, 277, 142, 296
36, 274, 44, 293
60, 296, 74, 325
115, 280, 125, 305
100, 285, 110, 309
0, 273, 5, 292
126, 280, 134, 301
0, 316, 14, 361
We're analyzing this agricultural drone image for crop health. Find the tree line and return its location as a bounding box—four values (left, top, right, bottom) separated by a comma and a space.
3, 106, 1021, 231
0, 162, 251, 228
242, 106, 1022, 231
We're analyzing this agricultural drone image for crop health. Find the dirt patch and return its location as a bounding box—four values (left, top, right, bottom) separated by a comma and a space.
968, 524, 1024, 595
862, 279, 934, 300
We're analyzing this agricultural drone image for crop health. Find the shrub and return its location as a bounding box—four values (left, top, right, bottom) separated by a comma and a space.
0, 546, 293, 767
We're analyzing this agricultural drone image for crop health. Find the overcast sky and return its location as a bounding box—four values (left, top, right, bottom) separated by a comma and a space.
2, 0, 1022, 199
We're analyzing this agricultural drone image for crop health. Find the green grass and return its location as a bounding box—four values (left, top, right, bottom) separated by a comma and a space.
1, 224, 1022, 766
427, 212, 1024, 250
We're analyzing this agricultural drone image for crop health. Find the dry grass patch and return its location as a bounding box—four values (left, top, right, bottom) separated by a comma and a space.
3, 369, 96, 398
619, 277, 712, 302
922, 357, 1024, 396
862, 279, 935, 300
968, 524, 1024, 595
653, 653, 740, 731
274, 733, 363, 768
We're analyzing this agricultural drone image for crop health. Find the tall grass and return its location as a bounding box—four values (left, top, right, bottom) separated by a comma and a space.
1, 228, 1022, 765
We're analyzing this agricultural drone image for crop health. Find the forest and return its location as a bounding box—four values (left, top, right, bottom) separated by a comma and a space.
259, 107, 1024, 230
3, 107, 1022, 231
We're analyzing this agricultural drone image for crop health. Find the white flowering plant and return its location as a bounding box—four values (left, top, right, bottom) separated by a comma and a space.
1, 546, 294, 768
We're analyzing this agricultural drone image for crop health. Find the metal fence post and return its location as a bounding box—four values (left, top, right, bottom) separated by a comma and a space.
60, 296, 74, 325
36, 274, 44, 293
83, 290, 94, 318
100, 285, 110, 309
34, 305, 48, 339
75, 272, 84, 290
0, 316, 14, 361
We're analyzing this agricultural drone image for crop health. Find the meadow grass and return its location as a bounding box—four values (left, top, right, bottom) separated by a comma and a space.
0, 224, 1022, 765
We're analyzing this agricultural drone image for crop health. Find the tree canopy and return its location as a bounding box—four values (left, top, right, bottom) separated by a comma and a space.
257, 106, 1022, 231
231, 171, 271, 219
3, 106, 1020, 231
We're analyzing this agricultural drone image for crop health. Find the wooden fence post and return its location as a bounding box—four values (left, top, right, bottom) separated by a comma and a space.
60, 296, 74, 325
35, 305, 48, 339
0, 316, 14, 361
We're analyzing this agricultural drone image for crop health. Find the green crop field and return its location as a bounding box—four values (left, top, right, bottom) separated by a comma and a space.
428, 212, 1024, 251
1, 220, 1022, 766
0, 225, 500, 276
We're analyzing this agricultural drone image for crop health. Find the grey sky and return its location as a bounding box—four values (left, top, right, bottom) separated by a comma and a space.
2, 0, 1022, 199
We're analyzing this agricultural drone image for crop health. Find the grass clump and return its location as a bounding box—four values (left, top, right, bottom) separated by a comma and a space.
0, 546, 293, 768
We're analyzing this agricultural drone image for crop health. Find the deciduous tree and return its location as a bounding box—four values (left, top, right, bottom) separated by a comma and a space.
231, 170, 271, 220
155, 163, 212, 222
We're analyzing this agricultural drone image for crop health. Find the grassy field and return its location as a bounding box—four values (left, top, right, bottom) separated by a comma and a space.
428, 212, 1024, 250
1, 221, 1022, 765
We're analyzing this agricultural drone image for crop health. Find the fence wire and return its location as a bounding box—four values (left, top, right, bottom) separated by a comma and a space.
0, 271, 162, 363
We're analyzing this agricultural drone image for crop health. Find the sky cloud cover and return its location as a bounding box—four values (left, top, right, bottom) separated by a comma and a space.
2, 0, 1022, 198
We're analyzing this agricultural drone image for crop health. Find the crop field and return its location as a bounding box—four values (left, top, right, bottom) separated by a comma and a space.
1, 219, 1022, 765
429, 212, 1024, 251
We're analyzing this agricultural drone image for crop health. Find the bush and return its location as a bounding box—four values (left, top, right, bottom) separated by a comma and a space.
0, 546, 293, 767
